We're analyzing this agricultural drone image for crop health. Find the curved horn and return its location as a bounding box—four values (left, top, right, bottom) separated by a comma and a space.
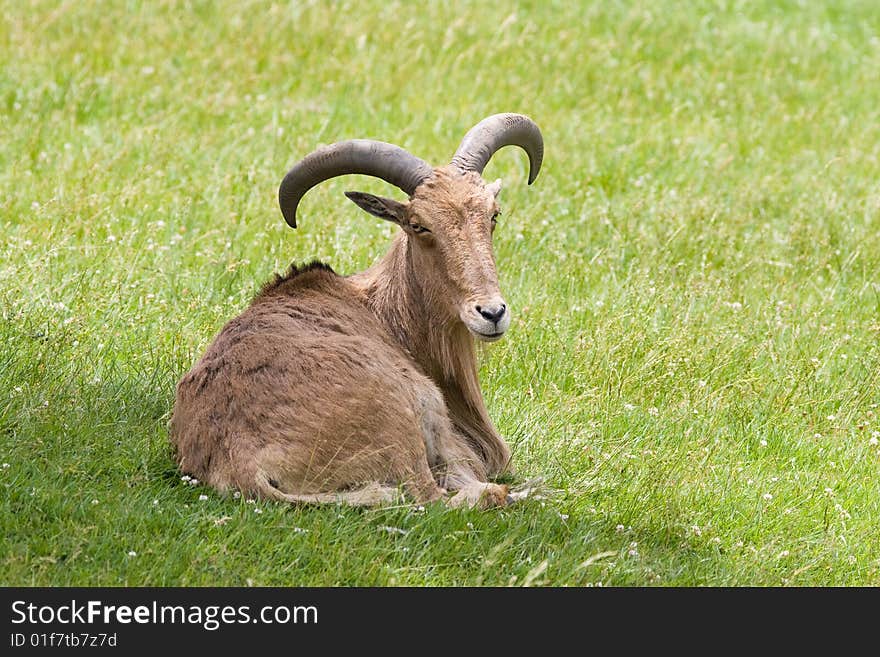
279, 140, 433, 227
450, 113, 544, 185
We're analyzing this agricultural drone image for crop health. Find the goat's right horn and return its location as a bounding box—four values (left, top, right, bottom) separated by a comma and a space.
278, 140, 433, 228
450, 113, 544, 185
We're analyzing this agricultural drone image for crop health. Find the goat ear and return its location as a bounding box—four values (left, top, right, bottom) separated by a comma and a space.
344, 191, 407, 225
486, 178, 503, 198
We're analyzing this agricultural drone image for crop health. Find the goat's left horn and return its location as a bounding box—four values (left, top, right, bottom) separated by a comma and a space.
450, 113, 544, 185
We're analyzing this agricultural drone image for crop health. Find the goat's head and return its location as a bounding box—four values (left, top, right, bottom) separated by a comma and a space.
278, 114, 543, 342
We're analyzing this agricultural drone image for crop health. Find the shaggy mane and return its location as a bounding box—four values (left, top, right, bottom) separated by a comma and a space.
256, 261, 336, 298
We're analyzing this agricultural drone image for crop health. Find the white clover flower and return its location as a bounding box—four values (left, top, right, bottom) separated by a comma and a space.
759, 439, 768, 447
778, 550, 790, 558
198, 494, 208, 501
615, 524, 625, 533
253, 507, 263, 514
233, 491, 241, 499
91, 499, 99, 505
762, 493, 773, 501
127, 551, 137, 557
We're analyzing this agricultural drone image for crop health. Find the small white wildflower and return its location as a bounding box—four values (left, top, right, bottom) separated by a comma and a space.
784, 508, 793, 515
141, 65, 155, 75
615, 524, 625, 533
1, 463, 9, 469
106, 235, 116, 242
379, 525, 409, 535
778, 550, 790, 558
558, 513, 569, 521
91, 499, 99, 505
647, 406, 659, 417
181, 475, 192, 482
214, 516, 232, 526
624, 403, 636, 411
246, 498, 255, 504
824, 487, 834, 496
188, 478, 199, 486
253, 507, 263, 514
466, 522, 474, 530
759, 439, 768, 447
747, 478, 754, 485
152, 499, 159, 505
13, 386, 22, 393
127, 551, 137, 557
813, 433, 822, 439
711, 537, 721, 544
770, 476, 779, 482
691, 525, 702, 537
869, 436, 879, 447
827, 415, 836, 421
232, 491, 241, 499
31, 201, 40, 210
292, 527, 308, 534
198, 494, 208, 501
762, 493, 773, 501
697, 380, 707, 388
414, 505, 425, 513
155, 220, 166, 228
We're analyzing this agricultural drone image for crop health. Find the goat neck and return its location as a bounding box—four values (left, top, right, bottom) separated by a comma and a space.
349, 233, 511, 474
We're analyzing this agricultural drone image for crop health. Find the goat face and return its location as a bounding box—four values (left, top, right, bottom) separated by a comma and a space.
346, 168, 510, 342
280, 114, 543, 340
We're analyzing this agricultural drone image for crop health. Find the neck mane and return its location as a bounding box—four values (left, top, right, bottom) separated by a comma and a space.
349, 234, 510, 475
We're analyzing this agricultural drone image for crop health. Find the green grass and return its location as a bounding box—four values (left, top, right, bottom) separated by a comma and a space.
2, 0, 880, 586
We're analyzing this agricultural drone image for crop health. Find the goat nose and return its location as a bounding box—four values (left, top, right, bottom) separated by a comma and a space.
476, 303, 507, 324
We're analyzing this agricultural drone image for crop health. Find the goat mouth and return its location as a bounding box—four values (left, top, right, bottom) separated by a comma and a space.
471, 329, 505, 342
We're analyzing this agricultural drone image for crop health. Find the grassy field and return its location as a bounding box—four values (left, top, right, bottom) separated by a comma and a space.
2, 0, 880, 586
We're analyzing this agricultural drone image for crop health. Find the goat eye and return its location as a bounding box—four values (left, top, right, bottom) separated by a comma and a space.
491, 211, 500, 226
410, 223, 430, 234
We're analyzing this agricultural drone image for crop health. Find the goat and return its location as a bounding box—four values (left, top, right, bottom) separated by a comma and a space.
170, 113, 544, 508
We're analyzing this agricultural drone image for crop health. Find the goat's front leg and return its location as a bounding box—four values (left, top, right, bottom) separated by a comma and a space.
415, 384, 509, 508
433, 433, 510, 509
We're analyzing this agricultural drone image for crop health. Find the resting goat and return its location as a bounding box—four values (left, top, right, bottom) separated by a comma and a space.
170, 113, 544, 508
